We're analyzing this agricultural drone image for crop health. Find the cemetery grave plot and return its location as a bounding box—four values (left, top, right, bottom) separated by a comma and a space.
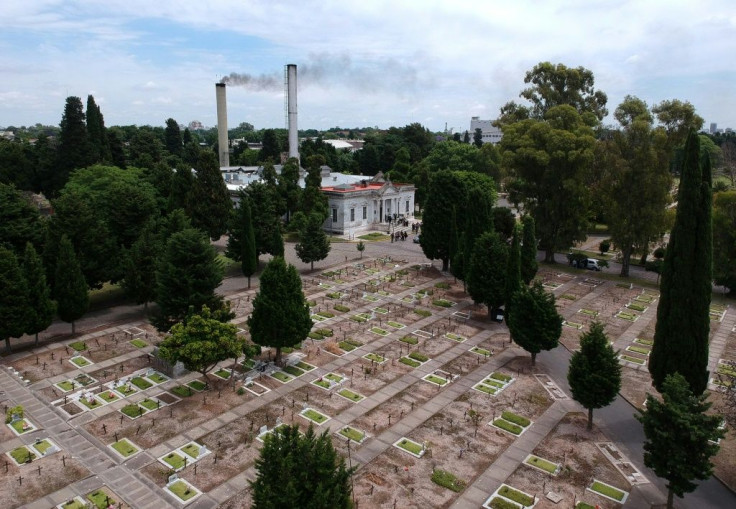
85, 486, 131, 509
350, 383, 441, 436
0, 448, 88, 509
503, 412, 631, 509
710, 326, 736, 490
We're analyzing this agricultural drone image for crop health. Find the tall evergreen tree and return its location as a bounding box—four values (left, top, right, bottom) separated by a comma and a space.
505, 225, 522, 305
53, 235, 89, 334
53, 96, 91, 196
22, 243, 55, 345
461, 186, 493, 280
300, 159, 329, 221
650, 131, 712, 395
164, 118, 182, 156
520, 215, 538, 284
0, 182, 45, 256
507, 282, 562, 365
473, 128, 483, 147
0, 247, 29, 352
107, 128, 127, 168
231, 197, 258, 288
168, 167, 194, 213
121, 221, 159, 309
153, 228, 224, 331
279, 157, 302, 223
271, 225, 285, 258
467, 231, 508, 315
567, 322, 622, 430
248, 257, 312, 364
637, 373, 723, 509
239, 182, 282, 257
260, 129, 282, 163
188, 151, 232, 240
86, 95, 110, 163
250, 425, 355, 509
296, 213, 331, 271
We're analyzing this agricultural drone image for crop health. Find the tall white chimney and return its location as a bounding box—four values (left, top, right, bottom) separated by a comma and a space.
215, 82, 229, 167
287, 64, 298, 161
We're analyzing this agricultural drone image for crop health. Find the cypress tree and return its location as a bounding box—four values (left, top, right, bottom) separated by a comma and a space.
121, 222, 159, 309
462, 186, 493, 280
164, 118, 182, 156
271, 225, 285, 258
520, 215, 538, 284
240, 199, 258, 288
0, 247, 29, 352
53, 96, 91, 196
188, 151, 232, 240
650, 131, 712, 394
505, 224, 522, 305
467, 231, 508, 315
53, 235, 89, 334
295, 213, 331, 271
507, 282, 562, 365
86, 95, 110, 163
22, 243, 55, 345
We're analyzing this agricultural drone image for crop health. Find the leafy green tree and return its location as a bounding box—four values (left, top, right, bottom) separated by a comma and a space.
250, 424, 355, 509
502, 106, 596, 262
52, 96, 91, 196
0, 182, 45, 255
636, 373, 724, 509
271, 225, 285, 257
188, 151, 232, 240
278, 157, 302, 223
596, 96, 671, 276
164, 118, 182, 156
0, 139, 35, 191
296, 213, 331, 271
652, 99, 705, 150
158, 306, 243, 381
53, 235, 89, 334
240, 182, 283, 258
505, 225, 522, 305
507, 282, 562, 365
473, 128, 483, 147
0, 247, 29, 352
467, 231, 508, 315
520, 215, 538, 284
107, 128, 126, 168
650, 131, 712, 395
260, 129, 282, 163
300, 158, 329, 221
248, 257, 312, 364
168, 166, 194, 213
121, 221, 159, 309
154, 228, 225, 331
22, 243, 55, 345
713, 191, 736, 293
491, 206, 515, 240
567, 322, 621, 430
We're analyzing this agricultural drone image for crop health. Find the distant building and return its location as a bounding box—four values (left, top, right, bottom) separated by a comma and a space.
322, 139, 364, 152
470, 117, 503, 144
710, 122, 718, 134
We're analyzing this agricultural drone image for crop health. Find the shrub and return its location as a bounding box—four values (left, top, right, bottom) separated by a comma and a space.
599, 239, 611, 254
430, 469, 466, 492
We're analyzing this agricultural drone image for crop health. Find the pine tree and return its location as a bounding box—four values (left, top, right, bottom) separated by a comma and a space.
467, 231, 508, 316
567, 322, 622, 430
505, 225, 522, 305
154, 228, 224, 331
53, 96, 91, 196
507, 282, 562, 365
271, 225, 285, 258
86, 95, 110, 163
239, 198, 258, 288
164, 118, 182, 156
250, 425, 355, 509
248, 257, 312, 364
22, 243, 55, 345
637, 373, 723, 509
520, 215, 538, 285
461, 187, 493, 281
188, 151, 232, 240
650, 131, 712, 394
0, 247, 29, 352
121, 222, 159, 309
295, 213, 331, 271
53, 235, 89, 334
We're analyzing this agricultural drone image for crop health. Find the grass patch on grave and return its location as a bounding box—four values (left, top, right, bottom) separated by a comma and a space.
424, 374, 448, 386
271, 371, 294, 383
163, 451, 187, 470
181, 442, 203, 459
627, 345, 651, 355
483, 379, 506, 389
560, 294, 577, 301
718, 363, 736, 377
296, 361, 316, 371
414, 308, 432, 317
168, 480, 199, 501
435, 282, 451, 289
313, 379, 331, 389
33, 439, 54, 455
79, 396, 103, 409
616, 311, 638, 322
214, 368, 231, 379
363, 294, 380, 302
589, 480, 627, 502
525, 454, 559, 474
69, 341, 87, 351
10, 445, 35, 464
311, 314, 328, 322
563, 321, 584, 330
317, 311, 335, 319
339, 339, 362, 352
115, 384, 137, 396
432, 299, 454, 307
492, 419, 523, 435
491, 372, 513, 382
627, 302, 648, 312
283, 365, 305, 377
576, 503, 596, 509
131, 376, 152, 390
350, 313, 371, 323
386, 321, 405, 329
171, 386, 193, 397
487, 497, 520, 509
474, 383, 497, 395
409, 351, 429, 362
634, 337, 653, 346
187, 380, 207, 391
399, 335, 419, 345
121, 404, 146, 418
334, 304, 350, 312
339, 426, 365, 443
148, 372, 168, 383
497, 485, 535, 506
10, 418, 34, 434
399, 357, 421, 368
502, 411, 530, 427
363, 353, 385, 363
301, 408, 329, 424
431, 468, 466, 492
471, 347, 492, 356
87, 490, 116, 509
75, 373, 95, 386
71, 356, 91, 367
621, 354, 646, 365
635, 294, 655, 304
377, 290, 391, 296
111, 438, 139, 458
578, 308, 599, 317
130, 338, 147, 348
374, 307, 389, 314
326, 292, 342, 299
308, 300, 317, 307
395, 438, 424, 456
60, 499, 86, 509
139, 398, 160, 411
325, 373, 344, 383
56, 380, 75, 391
370, 327, 389, 336
338, 389, 365, 402
445, 332, 465, 342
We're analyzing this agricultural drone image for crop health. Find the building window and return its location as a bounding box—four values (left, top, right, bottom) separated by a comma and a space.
332, 208, 337, 222
350, 208, 355, 221
406, 200, 410, 213
362, 206, 367, 220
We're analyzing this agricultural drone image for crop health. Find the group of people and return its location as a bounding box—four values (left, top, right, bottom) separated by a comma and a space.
391, 230, 409, 242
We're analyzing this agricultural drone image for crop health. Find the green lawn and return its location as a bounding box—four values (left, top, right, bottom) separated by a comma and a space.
396, 438, 423, 455
488, 496, 519, 509
576, 503, 596, 509
434, 282, 450, 289
334, 304, 350, 312
171, 385, 193, 397
431, 468, 466, 492
483, 379, 505, 388
387, 321, 405, 329
399, 357, 421, 368
498, 485, 534, 506
560, 293, 577, 300
130, 376, 152, 390
627, 302, 648, 312
590, 480, 626, 501
621, 354, 646, 365
358, 232, 389, 241
283, 365, 305, 377
338, 341, 358, 352
414, 308, 432, 317
111, 439, 138, 457
579, 308, 599, 316
718, 363, 736, 377
69, 341, 87, 351
525, 454, 559, 473
313, 379, 331, 389
148, 372, 168, 383
71, 356, 90, 367
634, 338, 654, 346
167, 480, 198, 501
187, 380, 207, 391
33, 439, 53, 455
363, 353, 385, 363
493, 418, 523, 435
115, 384, 137, 396
616, 311, 638, 321
502, 411, 530, 427
10, 446, 35, 464
374, 307, 389, 314
130, 338, 147, 348
409, 351, 429, 362
302, 409, 328, 424
10, 419, 34, 434
181, 442, 202, 458
490, 372, 513, 382
56, 380, 75, 391
432, 299, 453, 307
61, 499, 86, 509
474, 383, 497, 395
139, 398, 160, 411
121, 404, 146, 418
79, 396, 103, 409
296, 361, 316, 371
214, 368, 231, 379
445, 333, 465, 342
399, 335, 418, 345
162, 451, 187, 470
87, 490, 116, 509
471, 347, 492, 356
370, 327, 388, 336
424, 374, 448, 386
271, 371, 293, 383
338, 389, 364, 402
339, 426, 365, 443
325, 373, 343, 383
627, 345, 651, 355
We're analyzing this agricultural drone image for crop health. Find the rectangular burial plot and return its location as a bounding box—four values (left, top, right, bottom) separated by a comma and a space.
373, 306, 389, 314
78, 394, 105, 410
399, 352, 430, 368
369, 327, 390, 336
212, 368, 232, 380
55, 380, 77, 392
362, 294, 381, 302
616, 310, 639, 322
563, 320, 584, 330
186, 379, 208, 391
444, 332, 466, 342
337, 388, 366, 403
393, 437, 426, 458
146, 371, 169, 384
166, 478, 202, 504
338, 338, 363, 353
626, 345, 651, 356
130, 338, 148, 348
423, 373, 450, 386
112, 383, 138, 397
130, 376, 153, 390
386, 321, 406, 329
243, 379, 270, 396
524, 454, 560, 475
363, 352, 386, 364
69, 355, 93, 368
7, 417, 37, 435
159, 450, 189, 471
109, 438, 141, 459
577, 308, 599, 317
587, 479, 629, 504
31, 438, 59, 457
58, 497, 88, 509
139, 397, 164, 411
490, 411, 532, 436
470, 346, 493, 357
7, 445, 36, 465
179, 441, 210, 461
86, 488, 124, 509
338, 425, 368, 445
300, 407, 331, 425
269, 370, 295, 384
120, 403, 147, 420
620, 354, 647, 366
399, 335, 419, 345
483, 484, 537, 509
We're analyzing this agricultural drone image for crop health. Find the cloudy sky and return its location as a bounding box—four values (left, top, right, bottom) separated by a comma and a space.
1, 0, 734, 133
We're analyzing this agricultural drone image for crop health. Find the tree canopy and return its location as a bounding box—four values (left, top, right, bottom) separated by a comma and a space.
53, 235, 89, 334
506, 282, 562, 365
467, 231, 508, 313
296, 213, 331, 271
0, 246, 29, 352
22, 242, 55, 345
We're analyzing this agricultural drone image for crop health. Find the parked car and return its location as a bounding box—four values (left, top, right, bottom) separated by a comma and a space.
567, 253, 602, 271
